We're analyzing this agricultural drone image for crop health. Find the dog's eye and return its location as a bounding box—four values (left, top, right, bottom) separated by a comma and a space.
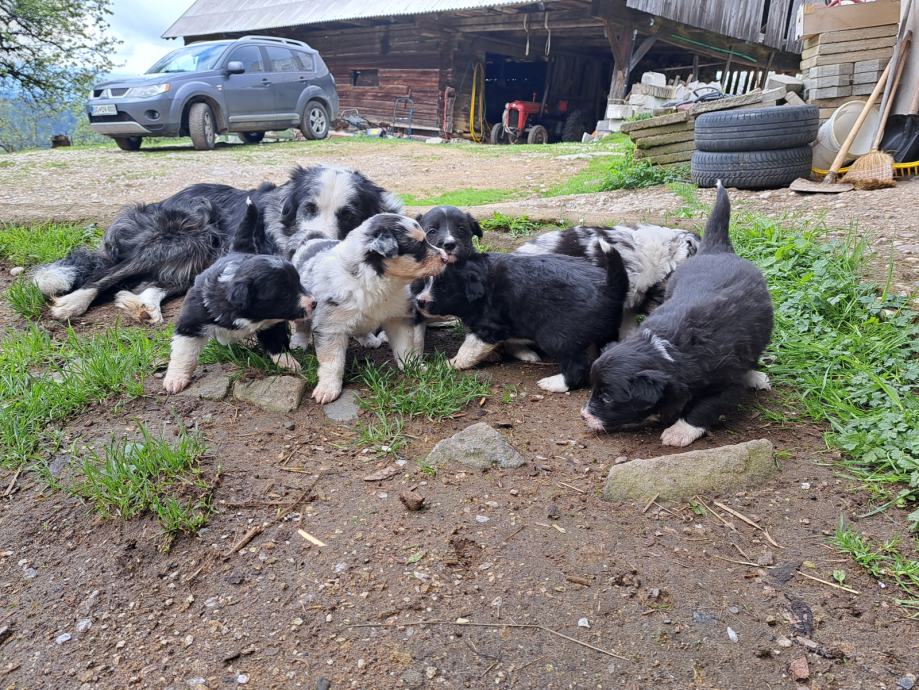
304, 202, 318, 215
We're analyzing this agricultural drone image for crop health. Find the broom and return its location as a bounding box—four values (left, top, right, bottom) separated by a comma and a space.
844, 29, 912, 189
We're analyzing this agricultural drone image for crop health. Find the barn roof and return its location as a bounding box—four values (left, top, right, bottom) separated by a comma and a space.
162, 0, 531, 38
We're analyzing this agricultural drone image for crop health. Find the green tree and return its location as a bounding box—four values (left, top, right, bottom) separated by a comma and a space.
0, 0, 121, 106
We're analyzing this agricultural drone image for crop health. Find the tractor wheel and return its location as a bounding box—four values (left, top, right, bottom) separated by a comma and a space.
561, 110, 587, 142
527, 125, 549, 145
489, 123, 508, 145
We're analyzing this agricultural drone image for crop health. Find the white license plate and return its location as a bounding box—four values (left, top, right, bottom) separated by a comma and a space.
91, 104, 117, 116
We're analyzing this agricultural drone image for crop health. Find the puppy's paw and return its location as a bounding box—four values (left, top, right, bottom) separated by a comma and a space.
312, 379, 343, 405
162, 373, 191, 394
271, 352, 302, 372
356, 332, 387, 349
114, 290, 158, 324
537, 373, 570, 393
509, 346, 541, 363
50, 288, 95, 321
290, 332, 312, 351
449, 354, 474, 370
744, 370, 771, 391
660, 419, 705, 447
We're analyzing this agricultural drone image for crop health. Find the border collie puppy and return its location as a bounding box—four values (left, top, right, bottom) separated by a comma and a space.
291, 213, 448, 404
162, 202, 315, 394
416, 205, 482, 263
581, 183, 773, 447
34, 182, 276, 323
516, 224, 700, 327
415, 246, 628, 393
262, 165, 403, 257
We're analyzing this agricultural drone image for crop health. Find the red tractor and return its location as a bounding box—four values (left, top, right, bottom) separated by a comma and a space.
489, 98, 587, 145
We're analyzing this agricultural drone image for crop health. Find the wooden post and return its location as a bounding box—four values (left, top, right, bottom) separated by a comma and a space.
691, 54, 700, 82
604, 20, 635, 102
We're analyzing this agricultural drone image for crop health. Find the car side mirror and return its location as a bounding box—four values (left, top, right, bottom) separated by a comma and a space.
226, 61, 245, 75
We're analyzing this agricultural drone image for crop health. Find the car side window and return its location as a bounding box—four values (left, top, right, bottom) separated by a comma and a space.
266, 47, 302, 73
295, 51, 315, 72
227, 46, 264, 73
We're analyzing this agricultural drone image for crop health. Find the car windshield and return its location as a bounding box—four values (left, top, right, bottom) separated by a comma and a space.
146, 42, 230, 74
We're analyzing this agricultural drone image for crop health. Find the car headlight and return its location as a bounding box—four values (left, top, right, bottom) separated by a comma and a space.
124, 83, 171, 98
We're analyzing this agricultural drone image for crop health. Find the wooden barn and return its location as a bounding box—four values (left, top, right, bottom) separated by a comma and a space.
163, 0, 804, 139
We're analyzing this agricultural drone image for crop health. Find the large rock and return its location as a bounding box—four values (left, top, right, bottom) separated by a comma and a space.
322, 389, 360, 423
233, 376, 305, 413
425, 423, 524, 471
178, 371, 231, 401
602, 439, 776, 502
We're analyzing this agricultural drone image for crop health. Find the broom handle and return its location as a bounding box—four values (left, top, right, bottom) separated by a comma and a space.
910, 73, 919, 115
873, 31, 912, 150
878, 0, 914, 121
826, 60, 891, 182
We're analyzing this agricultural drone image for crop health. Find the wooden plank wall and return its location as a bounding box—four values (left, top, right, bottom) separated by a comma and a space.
626, 0, 764, 43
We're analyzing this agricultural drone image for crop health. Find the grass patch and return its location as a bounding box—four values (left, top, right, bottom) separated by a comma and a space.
479, 212, 554, 238
200, 341, 319, 385
0, 326, 170, 468
73, 423, 215, 542
599, 145, 689, 191
401, 188, 522, 207
354, 354, 491, 456
4, 278, 45, 319
0, 222, 101, 266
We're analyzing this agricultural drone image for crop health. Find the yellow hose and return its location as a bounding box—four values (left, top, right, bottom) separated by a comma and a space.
469, 63, 486, 143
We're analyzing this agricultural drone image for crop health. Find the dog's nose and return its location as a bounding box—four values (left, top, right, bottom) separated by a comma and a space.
443, 239, 457, 252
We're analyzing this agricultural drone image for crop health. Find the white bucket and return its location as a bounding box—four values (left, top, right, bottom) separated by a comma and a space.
812, 101, 881, 169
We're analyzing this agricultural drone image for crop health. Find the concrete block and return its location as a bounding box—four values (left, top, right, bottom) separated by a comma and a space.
783, 91, 806, 106
852, 70, 884, 84
641, 71, 666, 87
854, 58, 889, 73
605, 103, 638, 120
765, 73, 804, 94
805, 63, 853, 78
851, 82, 878, 96
803, 74, 852, 89
807, 85, 853, 100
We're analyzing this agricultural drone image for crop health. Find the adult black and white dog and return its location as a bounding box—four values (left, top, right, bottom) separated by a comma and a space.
291, 213, 449, 404
515, 223, 700, 330
415, 246, 629, 393
581, 183, 773, 447
162, 202, 315, 394
35, 183, 275, 324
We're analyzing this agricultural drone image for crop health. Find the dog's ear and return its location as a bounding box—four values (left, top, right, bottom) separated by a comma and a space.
228, 282, 250, 308
464, 270, 486, 302
280, 190, 299, 229
467, 214, 483, 238
367, 230, 399, 258
193, 199, 219, 226
628, 369, 669, 406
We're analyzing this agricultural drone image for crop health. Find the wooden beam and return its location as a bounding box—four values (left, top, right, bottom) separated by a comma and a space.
604, 19, 635, 102
629, 31, 659, 71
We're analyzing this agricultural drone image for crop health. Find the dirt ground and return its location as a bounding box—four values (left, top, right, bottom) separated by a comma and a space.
2, 139, 919, 689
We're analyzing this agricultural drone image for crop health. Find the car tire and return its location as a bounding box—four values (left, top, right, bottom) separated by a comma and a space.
114, 136, 142, 151
694, 105, 819, 153
561, 110, 587, 143
527, 124, 549, 145
691, 147, 813, 189
188, 102, 217, 151
490, 122, 508, 145
301, 100, 329, 140
240, 131, 265, 144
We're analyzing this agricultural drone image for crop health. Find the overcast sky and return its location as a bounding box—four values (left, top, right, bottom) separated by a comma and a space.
108, 0, 194, 74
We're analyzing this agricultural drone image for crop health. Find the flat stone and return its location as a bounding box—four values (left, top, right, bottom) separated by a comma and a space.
602, 439, 776, 502
322, 389, 360, 423
179, 371, 231, 401
789, 656, 810, 682
425, 423, 525, 471
233, 376, 305, 413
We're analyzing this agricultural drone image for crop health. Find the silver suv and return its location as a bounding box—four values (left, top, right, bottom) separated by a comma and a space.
86, 35, 339, 151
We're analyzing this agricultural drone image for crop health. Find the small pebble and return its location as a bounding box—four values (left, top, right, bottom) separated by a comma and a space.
75, 618, 92, 633
236, 674, 249, 685
356, 659, 366, 670
55, 632, 71, 644
475, 515, 489, 523
789, 656, 810, 682
10, 267, 25, 277
800, 482, 811, 490
577, 617, 590, 629
728, 606, 740, 615
726, 627, 738, 643
898, 674, 917, 690
777, 636, 793, 648
425, 666, 438, 679
283, 421, 296, 431
399, 490, 426, 512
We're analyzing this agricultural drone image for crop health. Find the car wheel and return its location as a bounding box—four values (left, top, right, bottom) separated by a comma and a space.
694, 105, 819, 152
527, 124, 549, 145
301, 100, 329, 140
114, 136, 142, 151
189, 102, 217, 151
561, 110, 587, 142
489, 122, 508, 145
240, 131, 265, 144
691, 147, 813, 189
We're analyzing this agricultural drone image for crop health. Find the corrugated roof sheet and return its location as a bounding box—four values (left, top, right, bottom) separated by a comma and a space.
162, 0, 530, 38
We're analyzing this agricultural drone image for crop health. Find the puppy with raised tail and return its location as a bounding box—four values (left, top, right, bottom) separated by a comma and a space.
163, 201, 315, 394
292, 213, 449, 404
581, 183, 774, 447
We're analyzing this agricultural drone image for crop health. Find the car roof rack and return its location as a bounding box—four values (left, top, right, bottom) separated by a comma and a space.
238, 35, 313, 51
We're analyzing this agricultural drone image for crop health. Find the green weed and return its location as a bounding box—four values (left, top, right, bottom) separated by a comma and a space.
599, 145, 689, 191
200, 341, 318, 385
0, 222, 101, 266
4, 278, 45, 319
833, 520, 919, 604
73, 423, 214, 541
402, 188, 522, 207
479, 212, 551, 238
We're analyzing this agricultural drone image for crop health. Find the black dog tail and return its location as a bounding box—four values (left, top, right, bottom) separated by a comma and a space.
231, 197, 266, 254
597, 239, 629, 299
31, 246, 113, 297
700, 181, 734, 255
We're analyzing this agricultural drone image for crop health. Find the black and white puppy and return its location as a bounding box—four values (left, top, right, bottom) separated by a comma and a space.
581, 183, 773, 447
162, 202, 315, 394
292, 213, 449, 404
415, 246, 628, 393
516, 223, 700, 331
262, 164, 403, 257
416, 205, 482, 264
35, 182, 276, 323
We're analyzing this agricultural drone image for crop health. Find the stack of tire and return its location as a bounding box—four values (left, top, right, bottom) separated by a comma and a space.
691, 105, 819, 189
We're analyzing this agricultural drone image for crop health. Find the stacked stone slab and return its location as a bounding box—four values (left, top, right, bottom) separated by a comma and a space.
801, 24, 897, 120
